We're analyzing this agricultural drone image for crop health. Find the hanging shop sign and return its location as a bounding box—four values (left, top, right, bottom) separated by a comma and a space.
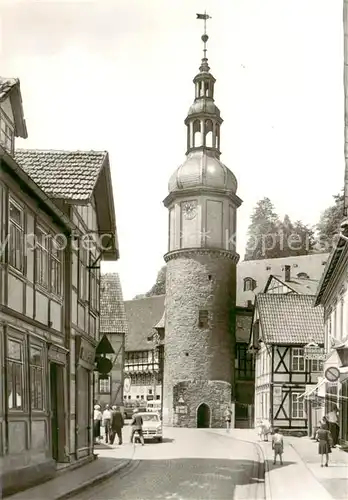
304, 342, 326, 360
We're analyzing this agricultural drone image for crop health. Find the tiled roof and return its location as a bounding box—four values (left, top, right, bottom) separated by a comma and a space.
265, 275, 320, 295
0, 77, 18, 102
15, 149, 107, 201
256, 294, 324, 345
237, 253, 329, 307
154, 311, 165, 329
100, 273, 128, 334
124, 295, 165, 351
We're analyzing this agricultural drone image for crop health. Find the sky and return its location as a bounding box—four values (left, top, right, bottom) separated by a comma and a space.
0, 0, 345, 300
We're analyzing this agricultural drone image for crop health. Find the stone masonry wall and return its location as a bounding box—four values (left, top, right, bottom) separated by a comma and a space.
172, 380, 231, 428
163, 250, 237, 427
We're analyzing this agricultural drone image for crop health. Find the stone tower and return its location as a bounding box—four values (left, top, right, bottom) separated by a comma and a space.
162, 16, 242, 428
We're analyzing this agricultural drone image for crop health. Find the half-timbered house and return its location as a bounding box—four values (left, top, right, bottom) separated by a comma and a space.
250, 294, 324, 434
0, 77, 119, 494
97, 273, 127, 407
123, 295, 165, 405
14, 148, 119, 465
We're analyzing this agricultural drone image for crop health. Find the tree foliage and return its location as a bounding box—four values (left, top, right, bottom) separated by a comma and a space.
145, 265, 167, 297
316, 191, 344, 252
244, 197, 315, 260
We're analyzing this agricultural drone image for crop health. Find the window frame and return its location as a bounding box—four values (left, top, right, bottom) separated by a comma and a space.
35, 226, 63, 297
50, 237, 62, 296
198, 310, 209, 328
90, 269, 98, 311
30, 344, 44, 411
291, 347, 305, 372
98, 375, 111, 394
291, 392, 305, 419
236, 343, 255, 380
35, 225, 50, 288
8, 197, 25, 273
243, 277, 256, 292
311, 359, 324, 373
7, 337, 25, 411
78, 247, 87, 302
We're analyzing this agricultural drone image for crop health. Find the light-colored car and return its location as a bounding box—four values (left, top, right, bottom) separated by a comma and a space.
138, 412, 163, 442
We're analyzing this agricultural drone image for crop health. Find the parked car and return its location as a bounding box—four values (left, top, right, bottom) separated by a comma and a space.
136, 412, 163, 442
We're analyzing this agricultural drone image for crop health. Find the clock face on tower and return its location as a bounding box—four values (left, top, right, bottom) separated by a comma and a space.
182, 201, 197, 220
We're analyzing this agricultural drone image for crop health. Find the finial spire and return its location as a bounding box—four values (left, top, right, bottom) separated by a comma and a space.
196, 12, 212, 61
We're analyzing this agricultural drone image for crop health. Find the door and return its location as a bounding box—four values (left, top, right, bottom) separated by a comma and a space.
50, 363, 66, 462
197, 403, 210, 428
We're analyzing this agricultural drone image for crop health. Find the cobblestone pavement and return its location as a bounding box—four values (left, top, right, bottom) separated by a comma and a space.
70, 427, 264, 500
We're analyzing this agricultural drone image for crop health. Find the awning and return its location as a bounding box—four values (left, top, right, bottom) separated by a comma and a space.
333, 336, 348, 349
296, 378, 326, 400
340, 366, 348, 382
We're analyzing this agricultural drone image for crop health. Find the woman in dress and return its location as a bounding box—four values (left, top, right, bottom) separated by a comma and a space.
317, 421, 333, 467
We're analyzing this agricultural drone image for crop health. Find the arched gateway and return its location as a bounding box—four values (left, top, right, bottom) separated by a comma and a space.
197, 403, 211, 428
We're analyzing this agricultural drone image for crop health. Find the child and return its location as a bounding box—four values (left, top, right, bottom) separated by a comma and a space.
272, 428, 284, 465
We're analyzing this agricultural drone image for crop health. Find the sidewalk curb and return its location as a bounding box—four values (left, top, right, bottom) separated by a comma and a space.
205, 430, 270, 499
56, 459, 132, 500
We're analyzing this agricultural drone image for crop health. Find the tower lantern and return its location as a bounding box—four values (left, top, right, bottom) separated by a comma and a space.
162, 14, 243, 428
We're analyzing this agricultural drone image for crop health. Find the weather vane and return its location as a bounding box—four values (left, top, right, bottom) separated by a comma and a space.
196, 11, 212, 59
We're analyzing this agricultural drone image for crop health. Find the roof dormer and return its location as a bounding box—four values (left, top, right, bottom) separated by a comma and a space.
0, 77, 27, 155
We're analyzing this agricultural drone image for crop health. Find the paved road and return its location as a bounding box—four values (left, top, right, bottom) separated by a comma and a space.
72, 428, 264, 500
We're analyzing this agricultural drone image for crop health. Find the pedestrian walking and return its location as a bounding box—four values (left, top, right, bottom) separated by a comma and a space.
326, 404, 339, 447
130, 408, 144, 445
110, 405, 124, 445
272, 428, 284, 465
93, 404, 102, 444
257, 419, 264, 440
257, 419, 271, 441
102, 404, 113, 444
317, 421, 333, 467
224, 406, 232, 432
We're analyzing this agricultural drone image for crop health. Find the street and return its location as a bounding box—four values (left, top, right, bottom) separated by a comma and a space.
71, 428, 264, 500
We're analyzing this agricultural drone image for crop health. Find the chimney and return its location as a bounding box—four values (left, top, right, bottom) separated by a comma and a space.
284, 265, 291, 282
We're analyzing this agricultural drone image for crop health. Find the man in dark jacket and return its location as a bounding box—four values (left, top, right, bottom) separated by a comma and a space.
130, 408, 144, 445
110, 406, 124, 445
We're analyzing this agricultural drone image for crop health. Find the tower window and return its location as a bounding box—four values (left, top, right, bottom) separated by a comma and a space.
198, 310, 209, 328
193, 119, 202, 147
215, 124, 220, 149
205, 119, 213, 148
200, 81, 204, 97
243, 277, 257, 292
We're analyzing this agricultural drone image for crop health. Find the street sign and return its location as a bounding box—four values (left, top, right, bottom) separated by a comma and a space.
175, 406, 187, 414
325, 366, 340, 383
